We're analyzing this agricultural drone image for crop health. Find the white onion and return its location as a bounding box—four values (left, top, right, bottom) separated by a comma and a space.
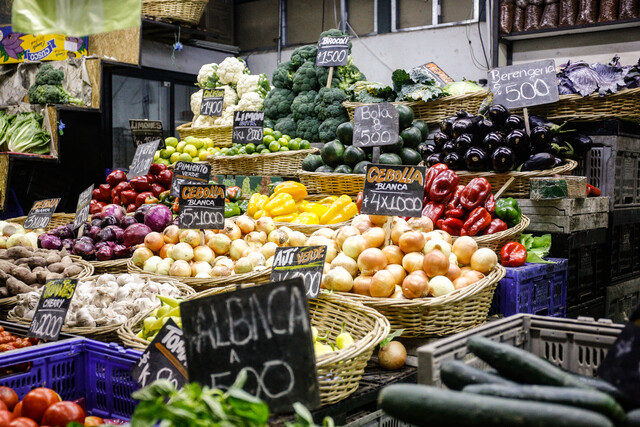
331, 253, 358, 277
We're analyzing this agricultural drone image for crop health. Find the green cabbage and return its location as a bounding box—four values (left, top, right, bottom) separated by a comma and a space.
443, 80, 484, 96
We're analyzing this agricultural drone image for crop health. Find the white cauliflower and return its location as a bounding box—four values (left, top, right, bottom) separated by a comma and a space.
214, 105, 238, 127
220, 85, 238, 110
190, 89, 203, 116
236, 73, 271, 98
237, 92, 264, 111
216, 57, 248, 85
193, 114, 216, 128
197, 63, 218, 87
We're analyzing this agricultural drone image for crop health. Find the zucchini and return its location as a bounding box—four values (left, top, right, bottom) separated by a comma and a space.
624, 409, 640, 427
440, 360, 515, 391
462, 384, 625, 423
378, 384, 614, 427
467, 336, 590, 389
575, 375, 639, 411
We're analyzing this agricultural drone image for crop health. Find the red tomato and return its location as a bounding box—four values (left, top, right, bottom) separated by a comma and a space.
21, 388, 60, 423
7, 418, 38, 427
0, 387, 18, 411
41, 402, 85, 427
84, 416, 104, 426
0, 410, 12, 427
12, 401, 21, 418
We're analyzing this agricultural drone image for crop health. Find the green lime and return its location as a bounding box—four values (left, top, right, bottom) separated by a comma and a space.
256, 144, 266, 152
263, 127, 274, 135
278, 137, 289, 148
263, 135, 275, 145
160, 146, 176, 159
288, 140, 300, 151
300, 140, 311, 149
245, 143, 256, 154
238, 147, 247, 154
280, 146, 290, 152
165, 137, 178, 147
272, 131, 283, 140
261, 149, 271, 154
227, 149, 238, 156
281, 134, 291, 142
221, 147, 229, 154
268, 141, 280, 152
294, 138, 302, 142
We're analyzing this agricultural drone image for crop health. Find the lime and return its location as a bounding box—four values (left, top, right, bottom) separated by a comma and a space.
261, 149, 271, 154
278, 137, 289, 147
153, 151, 160, 161
221, 147, 229, 154
263, 127, 274, 135
170, 152, 181, 163
263, 135, 275, 145
295, 137, 302, 142
198, 150, 209, 161
245, 143, 256, 154
160, 146, 176, 159
192, 139, 204, 149
176, 141, 187, 153
183, 144, 198, 157
178, 153, 193, 162
206, 147, 216, 154
155, 158, 170, 166
288, 140, 300, 151
300, 140, 311, 149
279, 146, 290, 152
272, 131, 283, 140
184, 136, 198, 144
256, 144, 266, 152
268, 141, 280, 152
165, 137, 178, 147
281, 134, 291, 142
227, 148, 238, 156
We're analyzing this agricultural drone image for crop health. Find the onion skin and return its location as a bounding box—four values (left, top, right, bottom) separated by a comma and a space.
398, 231, 425, 253
331, 253, 358, 277
357, 248, 388, 276
452, 236, 478, 265
402, 252, 424, 273
453, 276, 474, 290
423, 250, 450, 277
342, 235, 368, 260
470, 248, 498, 274
407, 217, 434, 233
352, 216, 374, 234
379, 341, 407, 370
446, 262, 462, 281
335, 226, 360, 249
382, 245, 404, 265
323, 267, 354, 292
162, 225, 180, 244
369, 215, 388, 226
386, 264, 407, 286
370, 269, 396, 297
402, 271, 429, 299
363, 227, 386, 248
391, 224, 412, 245
353, 276, 373, 296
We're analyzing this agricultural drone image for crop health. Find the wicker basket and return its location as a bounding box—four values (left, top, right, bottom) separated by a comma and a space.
207, 149, 319, 177
142, 0, 209, 25
176, 122, 232, 147
89, 258, 130, 275
8, 213, 75, 232
298, 171, 365, 196
339, 264, 506, 338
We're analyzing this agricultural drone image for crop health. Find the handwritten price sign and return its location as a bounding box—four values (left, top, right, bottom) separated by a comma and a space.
353, 103, 399, 148
28, 278, 77, 341
271, 246, 327, 298
488, 59, 559, 109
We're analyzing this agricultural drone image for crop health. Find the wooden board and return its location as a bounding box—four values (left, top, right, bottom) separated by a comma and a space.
0, 153, 8, 211
530, 176, 587, 200
525, 212, 609, 234
85, 58, 101, 109
516, 197, 610, 216
88, 25, 141, 65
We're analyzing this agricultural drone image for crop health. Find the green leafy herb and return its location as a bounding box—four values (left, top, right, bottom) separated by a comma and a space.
380, 328, 405, 348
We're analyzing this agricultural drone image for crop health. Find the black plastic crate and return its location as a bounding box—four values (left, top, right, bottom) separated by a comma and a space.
609, 208, 640, 283
567, 296, 606, 320
606, 276, 640, 323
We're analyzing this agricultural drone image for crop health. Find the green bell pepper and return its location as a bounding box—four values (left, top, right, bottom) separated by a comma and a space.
224, 202, 241, 218
238, 199, 249, 214
225, 186, 242, 203
495, 198, 522, 228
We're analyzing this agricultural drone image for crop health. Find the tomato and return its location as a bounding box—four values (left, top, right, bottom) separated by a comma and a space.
84, 416, 104, 426
41, 402, 85, 427
0, 410, 12, 427
7, 418, 38, 427
11, 402, 20, 418
21, 388, 60, 423
0, 387, 18, 411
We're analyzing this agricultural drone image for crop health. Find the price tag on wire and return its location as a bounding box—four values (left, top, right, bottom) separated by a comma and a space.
271, 246, 327, 298
178, 184, 225, 230
200, 89, 225, 117
353, 103, 399, 148
127, 140, 160, 180
361, 164, 426, 218
129, 119, 165, 149
28, 278, 77, 341
23, 198, 61, 230
316, 36, 350, 67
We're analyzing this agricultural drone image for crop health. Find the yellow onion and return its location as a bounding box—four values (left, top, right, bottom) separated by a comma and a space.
169, 242, 195, 261
260, 242, 278, 259
255, 217, 276, 234
357, 248, 388, 276
369, 215, 388, 226
331, 253, 358, 277
446, 262, 462, 281
370, 269, 396, 297
353, 276, 373, 296
247, 251, 266, 267
391, 223, 412, 245
386, 264, 407, 286
470, 248, 497, 274
323, 267, 354, 292
208, 234, 231, 256
402, 271, 429, 299
214, 256, 234, 269
193, 245, 214, 263
402, 252, 424, 273
211, 265, 232, 277
132, 247, 154, 267
169, 260, 191, 277
382, 245, 404, 265
289, 231, 306, 247
423, 238, 451, 258
245, 231, 267, 245
191, 261, 212, 276
452, 236, 478, 265
398, 230, 425, 253
311, 228, 335, 240
335, 226, 360, 249
162, 225, 180, 244
429, 276, 455, 297
230, 239, 249, 260
235, 257, 254, 274
343, 235, 368, 260
180, 229, 202, 248
204, 230, 216, 245
423, 249, 450, 278
236, 215, 255, 234
363, 227, 386, 248
324, 240, 339, 263
268, 229, 289, 246
352, 215, 374, 234
221, 220, 242, 241
407, 216, 434, 233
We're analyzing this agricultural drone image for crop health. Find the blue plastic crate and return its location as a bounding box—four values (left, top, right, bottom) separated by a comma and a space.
490, 258, 568, 317
0, 338, 142, 421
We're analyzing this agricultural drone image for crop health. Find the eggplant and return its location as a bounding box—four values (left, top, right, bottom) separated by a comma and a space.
441, 140, 457, 156
440, 116, 457, 136
464, 147, 489, 171
425, 152, 444, 167
504, 115, 525, 132
565, 134, 593, 157
444, 152, 464, 169
505, 129, 529, 153
529, 115, 565, 133
482, 131, 505, 153
488, 104, 510, 124
530, 126, 551, 148
454, 134, 474, 153
418, 143, 437, 160
456, 109, 473, 119
476, 118, 495, 138
521, 153, 556, 171
491, 146, 517, 173
451, 118, 475, 139
553, 157, 564, 167
433, 132, 449, 149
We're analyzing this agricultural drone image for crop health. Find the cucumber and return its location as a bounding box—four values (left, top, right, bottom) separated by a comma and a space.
440, 360, 516, 391
462, 384, 626, 423
467, 336, 591, 389
378, 384, 614, 427
576, 375, 639, 411
624, 409, 640, 426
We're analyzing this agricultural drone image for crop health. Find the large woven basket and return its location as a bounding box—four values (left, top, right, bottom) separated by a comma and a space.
142, 0, 209, 25
207, 148, 319, 177
339, 264, 506, 338
462, 215, 530, 254
8, 213, 75, 232
176, 122, 232, 147
89, 258, 130, 275
298, 170, 365, 196
7, 274, 194, 343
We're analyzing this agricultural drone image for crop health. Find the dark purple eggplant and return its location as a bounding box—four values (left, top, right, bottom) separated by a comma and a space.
492, 146, 517, 173
418, 143, 437, 160
530, 126, 552, 148
482, 132, 505, 153
454, 134, 474, 153
529, 115, 566, 133
451, 118, 475, 139
456, 110, 473, 119
440, 116, 457, 136
444, 152, 464, 169
504, 115, 525, 131
464, 147, 489, 171
441, 140, 457, 156
433, 132, 449, 149
505, 129, 529, 153
476, 118, 495, 137
426, 152, 444, 167
564, 134, 593, 157
553, 157, 564, 167
488, 104, 510, 124
521, 153, 556, 171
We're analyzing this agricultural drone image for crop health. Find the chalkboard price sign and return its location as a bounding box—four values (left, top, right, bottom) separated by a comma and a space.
353, 103, 399, 148
131, 318, 188, 389
170, 161, 212, 198
361, 164, 426, 218
27, 278, 77, 341
488, 60, 559, 109
200, 89, 225, 117
130, 119, 165, 149
181, 278, 320, 412
316, 36, 350, 67
72, 185, 94, 230
271, 246, 327, 298
23, 198, 61, 230
178, 184, 225, 230
127, 140, 161, 180
232, 111, 264, 145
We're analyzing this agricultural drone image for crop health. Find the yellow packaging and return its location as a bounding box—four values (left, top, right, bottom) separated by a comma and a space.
0, 26, 88, 64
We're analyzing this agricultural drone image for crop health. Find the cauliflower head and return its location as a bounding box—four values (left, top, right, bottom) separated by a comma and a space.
217, 57, 249, 85
237, 74, 271, 99
237, 92, 264, 111
214, 105, 238, 127
190, 89, 203, 116
197, 63, 218, 88
220, 85, 238, 111
192, 114, 216, 128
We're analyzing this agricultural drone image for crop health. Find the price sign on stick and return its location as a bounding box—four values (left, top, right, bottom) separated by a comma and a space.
131, 318, 188, 389
232, 111, 264, 145
130, 119, 164, 149
361, 164, 426, 218
23, 198, 60, 230
170, 161, 212, 198
316, 36, 350, 67
127, 140, 160, 180
271, 246, 327, 298
200, 89, 225, 117
488, 60, 559, 110
181, 278, 320, 413
28, 278, 77, 341
73, 184, 94, 230
178, 184, 225, 230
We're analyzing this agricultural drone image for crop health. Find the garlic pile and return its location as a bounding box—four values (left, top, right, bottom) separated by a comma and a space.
10, 274, 186, 328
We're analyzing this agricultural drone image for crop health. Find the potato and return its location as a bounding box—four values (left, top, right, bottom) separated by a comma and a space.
11, 266, 36, 285
0, 249, 7, 259
27, 257, 46, 269
6, 277, 33, 296
45, 254, 61, 265
47, 263, 65, 274
60, 256, 73, 268
0, 269, 6, 285
6, 246, 32, 259
14, 258, 30, 266
63, 264, 82, 277
0, 261, 11, 274
36, 270, 48, 285
45, 272, 64, 282
0, 287, 8, 298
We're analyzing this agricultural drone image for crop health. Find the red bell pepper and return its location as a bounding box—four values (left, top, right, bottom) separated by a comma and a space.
156, 170, 173, 188
429, 169, 460, 202
130, 176, 150, 193
136, 191, 154, 208
97, 184, 112, 201
149, 163, 167, 176
441, 217, 464, 236
112, 195, 121, 206
111, 181, 132, 200
146, 173, 157, 184
587, 183, 601, 197
90, 200, 105, 214
356, 192, 363, 214
423, 202, 446, 223
106, 170, 127, 188
463, 207, 492, 236
120, 190, 138, 206
445, 206, 465, 219
150, 183, 164, 198
447, 185, 465, 210
126, 203, 137, 213
460, 178, 492, 211
485, 218, 508, 235
424, 163, 449, 200
501, 242, 527, 267
484, 194, 496, 215
92, 188, 107, 203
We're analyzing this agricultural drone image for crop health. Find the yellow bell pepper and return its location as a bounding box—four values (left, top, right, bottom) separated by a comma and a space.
273, 212, 299, 222
273, 181, 308, 202
254, 209, 266, 219
247, 193, 268, 217
318, 196, 338, 207
299, 202, 328, 218
320, 195, 358, 225
293, 212, 320, 224
264, 193, 297, 217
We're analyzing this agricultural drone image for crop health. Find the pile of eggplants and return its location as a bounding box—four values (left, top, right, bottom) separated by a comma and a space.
419, 104, 593, 172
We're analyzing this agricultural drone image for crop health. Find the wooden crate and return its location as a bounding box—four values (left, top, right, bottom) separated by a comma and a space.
516, 197, 609, 234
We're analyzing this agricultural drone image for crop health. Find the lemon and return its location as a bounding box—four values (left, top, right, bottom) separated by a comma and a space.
204, 138, 215, 148
192, 139, 204, 149
169, 152, 181, 163
155, 158, 170, 166
176, 141, 187, 153
184, 136, 198, 144
183, 144, 198, 157
165, 137, 179, 147
178, 153, 193, 162
160, 146, 176, 159
263, 127, 274, 135
153, 151, 160, 161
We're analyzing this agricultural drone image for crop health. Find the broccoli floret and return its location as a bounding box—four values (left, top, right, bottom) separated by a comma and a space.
296, 117, 321, 141
316, 87, 348, 105
28, 84, 82, 105
290, 45, 318, 68
291, 90, 318, 120
263, 88, 295, 120
335, 61, 366, 91
319, 117, 347, 142
316, 66, 340, 88
272, 61, 295, 89
264, 118, 276, 130
34, 64, 64, 85
274, 116, 297, 138
292, 62, 320, 93
314, 87, 348, 121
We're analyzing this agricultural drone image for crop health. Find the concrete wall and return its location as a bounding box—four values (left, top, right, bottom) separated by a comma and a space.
141, 40, 233, 76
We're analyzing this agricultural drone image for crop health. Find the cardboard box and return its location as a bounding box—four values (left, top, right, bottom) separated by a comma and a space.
0, 26, 88, 64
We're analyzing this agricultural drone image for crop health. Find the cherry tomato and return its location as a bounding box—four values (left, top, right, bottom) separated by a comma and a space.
0, 410, 12, 427
8, 418, 38, 427
84, 416, 104, 426
21, 388, 60, 423
41, 402, 85, 427
12, 401, 21, 418
0, 387, 18, 411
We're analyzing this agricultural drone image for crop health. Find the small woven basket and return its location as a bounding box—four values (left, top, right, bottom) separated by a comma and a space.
298, 170, 365, 196
339, 264, 506, 338
8, 213, 76, 232
89, 258, 130, 275
176, 122, 232, 147
142, 0, 209, 25
207, 149, 319, 177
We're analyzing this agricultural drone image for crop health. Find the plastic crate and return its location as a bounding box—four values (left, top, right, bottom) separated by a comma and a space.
490, 259, 567, 317
609, 208, 640, 283
606, 276, 640, 323
0, 338, 142, 421
417, 314, 624, 387
567, 296, 606, 320
345, 409, 413, 427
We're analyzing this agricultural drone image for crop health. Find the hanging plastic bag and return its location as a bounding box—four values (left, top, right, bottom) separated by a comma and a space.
12, 0, 140, 36
539, 1, 559, 28
618, 0, 638, 19
559, 0, 579, 26
598, 0, 618, 21
500, 0, 515, 34
524, 2, 543, 31
513, 6, 526, 32
575, 0, 597, 24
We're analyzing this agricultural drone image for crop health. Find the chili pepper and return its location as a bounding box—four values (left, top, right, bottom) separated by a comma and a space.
158, 190, 171, 203
97, 183, 112, 201
485, 218, 508, 235
429, 169, 460, 202
356, 192, 363, 213
447, 185, 465, 210
445, 206, 465, 219
484, 194, 496, 215
130, 176, 150, 193
495, 198, 522, 228
441, 217, 464, 236
89, 200, 104, 214
273, 181, 307, 202
501, 242, 527, 267
149, 163, 167, 176
225, 186, 242, 203
172, 197, 179, 214
424, 163, 449, 200
225, 202, 241, 218
150, 183, 164, 198
136, 191, 154, 208
156, 170, 173, 188
126, 203, 137, 213
106, 170, 127, 187
463, 207, 492, 236
120, 190, 138, 206
238, 200, 249, 214
422, 202, 446, 223
587, 183, 601, 197
460, 178, 491, 210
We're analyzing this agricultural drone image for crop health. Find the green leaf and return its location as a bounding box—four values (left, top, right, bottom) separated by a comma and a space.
526, 252, 554, 264
380, 328, 405, 348
293, 402, 315, 425
519, 234, 534, 251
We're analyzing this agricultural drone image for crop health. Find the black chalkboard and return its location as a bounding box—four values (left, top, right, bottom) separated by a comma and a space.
361, 164, 426, 217
200, 88, 225, 117
316, 36, 350, 67
72, 184, 94, 231
353, 103, 399, 148
271, 246, 327, 298
488, 59, 559, 109
130, 119, 165, 149
131, 318, 188, 389
170, 161, 212, 198
178, 184, 225, 230
181, 278, 320, 412
23, 198, 61, 230
127, 140, 161, 180
232, 111, 264, 145
27, 278, 77, 341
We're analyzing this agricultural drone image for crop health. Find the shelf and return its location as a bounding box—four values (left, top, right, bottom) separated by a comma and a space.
501, 18, 640, 41
141, 19, 239, 53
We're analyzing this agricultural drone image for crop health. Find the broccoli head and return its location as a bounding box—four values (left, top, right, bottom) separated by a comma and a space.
316, 87, 348, 105
291, 90, 318, 120
290, 45, 318, 68
28, 84, 82, 105
274, 116, 297, 138
314, 87, 348, 121
264, 118, 276, 130
263, 88, 295, 120
292, 62, 320, 93
296, 117, 321, 141
35, 64, 64, 86
316, 66, 341, 88
272, 61, 295, 89
319, 117, 347, 142
336, 61, 366, 91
